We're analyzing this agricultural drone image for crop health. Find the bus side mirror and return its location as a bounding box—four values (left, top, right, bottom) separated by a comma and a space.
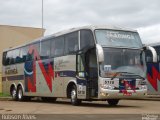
96, 44, 104, 63
143, 46, 157, 63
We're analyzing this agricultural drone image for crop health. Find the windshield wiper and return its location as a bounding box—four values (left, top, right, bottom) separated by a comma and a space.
111, 72, 128, 80
131, 74, 145, 80
111, 72, 145, 80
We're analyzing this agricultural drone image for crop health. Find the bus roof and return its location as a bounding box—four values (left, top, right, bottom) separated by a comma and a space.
3, 25, 137, 52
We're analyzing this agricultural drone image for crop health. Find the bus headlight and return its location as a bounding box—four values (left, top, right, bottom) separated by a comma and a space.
139, 85, 147, 90
101, 85, 115, 90
138, 80, 147, 90
138, 80, 147, 85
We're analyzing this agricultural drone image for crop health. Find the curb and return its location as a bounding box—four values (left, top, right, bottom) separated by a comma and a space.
0, 97, 12, 101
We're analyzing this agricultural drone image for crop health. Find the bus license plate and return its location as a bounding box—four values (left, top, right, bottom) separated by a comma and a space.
123, 92, 132, 96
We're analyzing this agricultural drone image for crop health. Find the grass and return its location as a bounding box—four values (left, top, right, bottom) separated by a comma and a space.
0, 93, 10, 97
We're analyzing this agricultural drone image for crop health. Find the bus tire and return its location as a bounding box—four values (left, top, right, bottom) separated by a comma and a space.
70, 85, 81, 106
107, 99, 119, 106
10, 86, 17, 101
17, 86, 25, 101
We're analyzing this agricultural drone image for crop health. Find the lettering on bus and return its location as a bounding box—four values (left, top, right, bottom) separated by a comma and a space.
106, 31, 135, 40
5, 67, 18, 75
55, 60, 69, 70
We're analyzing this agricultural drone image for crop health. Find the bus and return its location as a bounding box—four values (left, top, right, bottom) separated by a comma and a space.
2, 25, 157, 106
145, 42, 160, 95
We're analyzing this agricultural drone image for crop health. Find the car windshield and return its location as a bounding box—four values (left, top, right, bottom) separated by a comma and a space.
100, 48, 145, 78
95, 29, 143, 48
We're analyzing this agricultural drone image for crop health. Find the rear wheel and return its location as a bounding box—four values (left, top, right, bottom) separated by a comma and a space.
70, 85, 81, 106
17, 86, 24, 101
11, 87, 17, 100
107, 99, 119, 106
17, 86, 30, 101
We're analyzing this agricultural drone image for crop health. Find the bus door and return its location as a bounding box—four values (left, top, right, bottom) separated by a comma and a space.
76, 48, 98, 99
76, 53, 87, 99
85, 48, 98, 98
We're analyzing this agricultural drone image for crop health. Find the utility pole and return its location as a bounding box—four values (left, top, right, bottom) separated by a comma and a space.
42, 0, 44, 37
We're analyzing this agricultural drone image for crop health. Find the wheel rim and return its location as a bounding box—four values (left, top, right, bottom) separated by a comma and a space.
71, 89, 76, 103
12, 89, 16, 99
18, 89, 23, 100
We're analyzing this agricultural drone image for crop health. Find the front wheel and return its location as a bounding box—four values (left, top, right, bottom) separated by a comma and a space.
70, 85, 81, 106
107, 99, 119, 106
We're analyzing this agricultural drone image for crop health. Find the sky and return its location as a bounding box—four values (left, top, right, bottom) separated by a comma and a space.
0, 0, 160, 44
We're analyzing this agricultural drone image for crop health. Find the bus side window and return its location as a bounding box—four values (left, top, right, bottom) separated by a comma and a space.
51, 37, 64, 57
26, 42, 40, 61
145, 50, 153, 63
2, 52, 7, 66
7, 51, 13, 65
13, 49, 20, 64
41, 40, 51, 59
77, 54, 85, 78
80, 30, 94, 50
65, 32, 78, 54
155, 46, 160, 62
20, 46, 28, 62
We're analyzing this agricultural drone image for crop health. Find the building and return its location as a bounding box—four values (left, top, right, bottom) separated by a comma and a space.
0, 25, 45, 93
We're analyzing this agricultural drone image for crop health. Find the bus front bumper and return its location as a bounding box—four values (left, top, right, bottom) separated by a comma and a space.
99, 89, 147, 99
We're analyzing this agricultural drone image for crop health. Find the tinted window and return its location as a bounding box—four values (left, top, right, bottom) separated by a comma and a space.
13, 49, 20, 63
2, 52, 7, 65
41, 40, 51, 59
145, 50, 152, 63
51, 37, 64, 57
26, 42, 40, 61
80, 30, 94, 49
20, 46, 29, 62
154, 46, 160, 62
6, 50, 13, 65
65, 32, 78, 54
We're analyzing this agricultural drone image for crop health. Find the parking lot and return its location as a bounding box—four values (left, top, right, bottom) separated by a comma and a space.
0, 99, 160, 120
0, 98, 159, 114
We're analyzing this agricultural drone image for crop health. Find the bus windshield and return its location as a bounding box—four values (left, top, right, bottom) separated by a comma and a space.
95, 29, 142, 48
100, 48, 145, 78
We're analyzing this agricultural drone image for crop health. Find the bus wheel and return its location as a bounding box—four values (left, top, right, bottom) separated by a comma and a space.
11, 87, 17, 100
107, 99, 119, 106
70, 85, 81, 106
17, 86, 24, 101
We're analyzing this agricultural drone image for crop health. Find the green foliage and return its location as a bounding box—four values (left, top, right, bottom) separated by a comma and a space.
0, 93, 10, 97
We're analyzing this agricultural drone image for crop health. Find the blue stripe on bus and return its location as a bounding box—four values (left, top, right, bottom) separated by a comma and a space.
147, 63, 159, 76
55, 70, 76, 77
2, 75, 24, 81
77, 78, 87, 86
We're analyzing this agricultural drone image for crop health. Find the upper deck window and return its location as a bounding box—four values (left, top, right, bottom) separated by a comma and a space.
80, 30, 94, 50
65, 32, 78, 54
95, 29, 143, 48
51, 36, 64, 57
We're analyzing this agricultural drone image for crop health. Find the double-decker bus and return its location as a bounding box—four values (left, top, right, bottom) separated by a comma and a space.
145, 42, 160, 95
2, 25, 157, 106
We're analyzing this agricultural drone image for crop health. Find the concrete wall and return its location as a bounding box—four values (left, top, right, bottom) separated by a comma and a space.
0, 25, 45, 93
